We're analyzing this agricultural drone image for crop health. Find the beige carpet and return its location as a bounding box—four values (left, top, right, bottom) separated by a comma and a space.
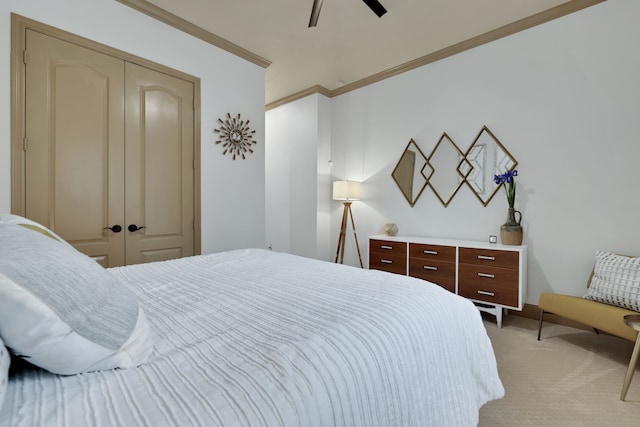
479, 315, 640, 426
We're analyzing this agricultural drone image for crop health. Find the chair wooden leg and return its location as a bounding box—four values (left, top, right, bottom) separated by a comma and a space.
537, 310, 545, 341
621, 333, 640, 400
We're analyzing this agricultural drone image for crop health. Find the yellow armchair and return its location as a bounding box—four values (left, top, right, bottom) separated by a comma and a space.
538, 268, 639, 342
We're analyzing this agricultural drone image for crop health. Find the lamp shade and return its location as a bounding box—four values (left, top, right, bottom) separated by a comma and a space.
333, 180, 362, 201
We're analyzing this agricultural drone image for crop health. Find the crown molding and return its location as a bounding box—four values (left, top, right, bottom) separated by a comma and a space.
265, 85, 332, 111
267, 0, 606, 109
116, 0, 605, 109
115, 0, 271, 68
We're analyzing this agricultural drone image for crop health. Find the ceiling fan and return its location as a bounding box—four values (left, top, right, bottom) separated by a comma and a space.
308, 0, 387, 27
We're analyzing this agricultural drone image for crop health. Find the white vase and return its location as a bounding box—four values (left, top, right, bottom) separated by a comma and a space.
384, 223, 398, 236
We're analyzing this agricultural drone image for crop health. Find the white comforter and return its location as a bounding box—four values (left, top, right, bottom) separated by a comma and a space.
1, 249, 503, 426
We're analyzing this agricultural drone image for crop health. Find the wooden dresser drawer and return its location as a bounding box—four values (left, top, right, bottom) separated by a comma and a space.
409, 244, 456, 293
459, 247, 519, 270
411, 273, 455, 293
409, 258, 456, 281
369, 251, 407, 275
458, 264, 519, 306
370, 239, 407, 256
409, 243, 456, 262
458, 279, 518, 307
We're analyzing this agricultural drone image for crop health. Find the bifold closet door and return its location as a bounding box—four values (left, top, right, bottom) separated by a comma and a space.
24, 30, 194, 267
25, 29, 126, 267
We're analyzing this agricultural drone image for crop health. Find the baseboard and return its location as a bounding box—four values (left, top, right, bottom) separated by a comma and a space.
511, 303, 541, 321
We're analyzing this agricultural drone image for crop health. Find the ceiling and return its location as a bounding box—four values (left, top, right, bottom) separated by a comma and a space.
138, 0, 594, 106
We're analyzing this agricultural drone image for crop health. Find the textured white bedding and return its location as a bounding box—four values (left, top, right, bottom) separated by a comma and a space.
0, 249, 503, 426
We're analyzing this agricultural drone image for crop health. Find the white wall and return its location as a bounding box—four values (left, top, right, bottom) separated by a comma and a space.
316, 95, 332, 260
332, 0, 640, 303
0, 0, 266, 253
265, 94, 332, 260
267, 0, 640, 304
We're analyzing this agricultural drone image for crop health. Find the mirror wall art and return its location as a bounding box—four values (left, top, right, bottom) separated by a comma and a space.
462, 126, 517, 206
391, 126, 518, 207
427, 132, 466, 207
391, 139, 431, 207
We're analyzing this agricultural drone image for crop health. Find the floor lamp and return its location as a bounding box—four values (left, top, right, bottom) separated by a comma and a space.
333, 180, 364, 268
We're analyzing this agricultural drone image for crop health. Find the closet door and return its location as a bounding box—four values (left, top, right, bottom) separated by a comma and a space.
25, 30, 126, 267
124, 63, 194, 265
24, 31, 195, 267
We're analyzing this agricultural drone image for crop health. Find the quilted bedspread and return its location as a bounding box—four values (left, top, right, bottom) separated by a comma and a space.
1, 249, 503, 426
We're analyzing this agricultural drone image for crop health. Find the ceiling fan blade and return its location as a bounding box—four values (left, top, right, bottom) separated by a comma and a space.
362, 0, 387, 17
308, 0, 324, 27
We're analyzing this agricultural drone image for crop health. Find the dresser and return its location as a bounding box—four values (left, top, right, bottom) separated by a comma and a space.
369, 235, 527, 327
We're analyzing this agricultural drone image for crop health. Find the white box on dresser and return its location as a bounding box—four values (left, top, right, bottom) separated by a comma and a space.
369, 235, 527, 328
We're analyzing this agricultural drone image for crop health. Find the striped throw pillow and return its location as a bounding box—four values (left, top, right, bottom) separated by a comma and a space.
584, 251, 640, 312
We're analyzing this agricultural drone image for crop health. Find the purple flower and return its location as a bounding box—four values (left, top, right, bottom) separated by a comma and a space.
495, 169, 519, 208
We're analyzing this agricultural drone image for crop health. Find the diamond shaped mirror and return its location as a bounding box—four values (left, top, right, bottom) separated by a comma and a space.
461, 126, 518, 206
392, 139, 431, 207
427, 132, 466, 207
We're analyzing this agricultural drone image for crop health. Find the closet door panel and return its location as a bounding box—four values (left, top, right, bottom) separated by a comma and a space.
143, 89, 182, 235
54, 65, 110, 240
25, 30, 125, 267
124, 62, 194, 265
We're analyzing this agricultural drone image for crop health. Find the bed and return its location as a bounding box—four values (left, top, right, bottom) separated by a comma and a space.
0, 217, 503, 426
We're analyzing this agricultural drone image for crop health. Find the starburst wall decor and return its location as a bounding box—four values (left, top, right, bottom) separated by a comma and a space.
213, 113, 257, 160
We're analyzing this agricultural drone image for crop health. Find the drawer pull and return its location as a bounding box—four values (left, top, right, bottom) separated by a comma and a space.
423, 250, 438, 255
477, 273, 495, 278
477, 255, 495, 261
423, 265, 438, 271
477, 290, 495, 297
380, 259, 393, 264
381, 245, 393, 250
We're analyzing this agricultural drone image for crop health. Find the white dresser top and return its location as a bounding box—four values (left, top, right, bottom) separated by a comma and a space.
369, 235, 527, 252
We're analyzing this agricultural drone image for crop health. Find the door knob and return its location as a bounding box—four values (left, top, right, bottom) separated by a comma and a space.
128, 224, 147, 232
103, 225, 122, 233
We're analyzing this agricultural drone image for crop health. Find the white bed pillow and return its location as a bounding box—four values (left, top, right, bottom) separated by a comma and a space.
584, 251, 640, 312
0, 213, 72, 247
0, 336, 9, 412
0, 222, 153, 375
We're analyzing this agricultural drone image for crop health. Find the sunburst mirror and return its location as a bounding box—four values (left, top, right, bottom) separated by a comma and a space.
214, 113, 257, 160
